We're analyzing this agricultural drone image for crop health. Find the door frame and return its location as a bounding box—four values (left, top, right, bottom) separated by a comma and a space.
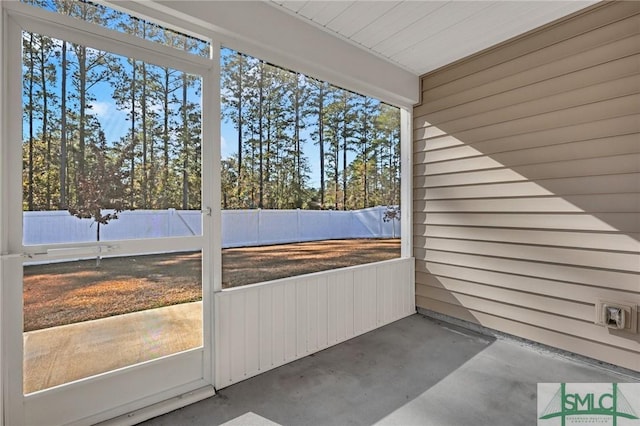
1, 3, 220, 424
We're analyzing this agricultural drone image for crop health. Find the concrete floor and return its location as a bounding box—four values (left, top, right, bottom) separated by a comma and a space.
141, 314, 639, 426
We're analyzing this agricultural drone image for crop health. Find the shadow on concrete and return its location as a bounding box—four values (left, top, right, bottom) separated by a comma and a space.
141, 314, 638, 426
143, 314, 492, 426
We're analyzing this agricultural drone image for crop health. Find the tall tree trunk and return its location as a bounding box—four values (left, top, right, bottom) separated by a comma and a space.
389, 135, 394, 204
40, 39, 51, 209
258, 62, 264, 209
130, 61, 136, 207
318, 86, 325, 206
265, 101, 271, 207
294, 73, 301, 207
142, 62, 148, 208
60, 40, 67, 208
333, 139, 339, 211
28, 33, 35, 211
181, 71, 189, 209
237, 53, 243, 199
342, 131, 347, 210
78, 45, 87, 185
342, 112, 348, 211
362, 117, 368, 209
162, 68, 170, 208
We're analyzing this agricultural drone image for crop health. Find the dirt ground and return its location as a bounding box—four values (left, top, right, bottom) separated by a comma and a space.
23, 239, 400, 331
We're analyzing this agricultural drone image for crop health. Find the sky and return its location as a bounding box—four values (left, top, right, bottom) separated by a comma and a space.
24, 31, 340, 191
20, 0, 347, 191
91, 87, 324, 189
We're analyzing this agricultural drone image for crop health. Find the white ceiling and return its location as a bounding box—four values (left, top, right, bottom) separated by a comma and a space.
269, 1, 599, 75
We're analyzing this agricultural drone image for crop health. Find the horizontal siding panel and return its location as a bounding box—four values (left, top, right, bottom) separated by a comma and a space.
416, 277, 593, 321
421, 2, 640, 89
415, 116, 640, 168
415, 120, 640, 166
413, 126, 446, 141
414, 226, 640, 252
416, 266, 640, 304
415, 251, 639, 292
414, 168, 527, 187
419, 32, 640, 114
416, 135, 466, 152
419, 238, 640, 272
415, 174, 640, 197
416, 54, 640, 127
415, 194, 640, 214
414, 156, 502, 176
418, 289, 640, 352
415, 212, 639, 233
416, 298, 640, 372
414, 145, 482, 164
416, 150, 640, 184
415, 133, 640, 167
428, 74, 640, 132
426, 93, 640, 145
414, 113, 639, 147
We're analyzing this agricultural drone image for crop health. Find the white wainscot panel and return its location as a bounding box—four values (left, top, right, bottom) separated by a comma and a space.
214, 257, 415, 389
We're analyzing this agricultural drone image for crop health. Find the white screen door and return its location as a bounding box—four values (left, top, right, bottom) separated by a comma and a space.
2, 4, 216, 425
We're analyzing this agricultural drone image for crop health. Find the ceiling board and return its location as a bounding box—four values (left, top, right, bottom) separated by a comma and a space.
305, 1, 355, 26
390, 2, 530, 61
350, 1, 444, 48
325, 1, 399, 38
278, 1, 308, 13
269, 0, 599, 75
297, 1, 329, 20
374, 2, 495, 55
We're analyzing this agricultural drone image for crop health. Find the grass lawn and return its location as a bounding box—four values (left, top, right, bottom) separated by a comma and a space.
23, 238, 400, 331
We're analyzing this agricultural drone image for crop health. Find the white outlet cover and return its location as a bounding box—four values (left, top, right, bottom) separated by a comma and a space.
595, 299, 638, 334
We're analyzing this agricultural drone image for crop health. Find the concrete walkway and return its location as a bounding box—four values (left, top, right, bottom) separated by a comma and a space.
24, 302, 202, 394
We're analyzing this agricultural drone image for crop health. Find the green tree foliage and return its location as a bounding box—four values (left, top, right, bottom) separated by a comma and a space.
220, 48, 401, 211
20, 1, 400, 216
21, 0, 205, 215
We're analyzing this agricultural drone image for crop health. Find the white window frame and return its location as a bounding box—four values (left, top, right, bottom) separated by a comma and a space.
1, 2, 222, 424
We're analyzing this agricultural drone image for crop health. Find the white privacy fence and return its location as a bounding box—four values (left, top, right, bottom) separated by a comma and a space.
23, 206, 401, 247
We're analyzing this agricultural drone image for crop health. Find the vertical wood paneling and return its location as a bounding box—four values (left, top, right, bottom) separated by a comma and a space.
284, 283, 296, 361
317, 276, 329, 348
229, 294, 245, 381
364, 266, 377, 331
296, 282, 307, 357
259, 286, 272, 370
307, 279, 318, 353
336, 272, 346, 342
215, 258, 415, 388
344, 271, 355, 337
383, 265, 393, 324
327, 275, 338, 345
413, 1, 640, 371
272, 284, 285, 365
215, 296, 230, 385
244, 290, 260, 376
352, 270, 361, 334
376, 265, 385, 326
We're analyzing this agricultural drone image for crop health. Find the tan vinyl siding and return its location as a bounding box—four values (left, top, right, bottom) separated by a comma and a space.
413, 1, 640, 371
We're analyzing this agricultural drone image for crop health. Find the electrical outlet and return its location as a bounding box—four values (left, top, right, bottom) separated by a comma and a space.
595, 300, 637, 333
